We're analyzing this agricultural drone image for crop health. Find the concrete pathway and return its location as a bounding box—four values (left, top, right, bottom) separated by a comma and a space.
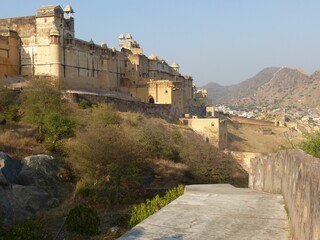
119, 184, 290, 240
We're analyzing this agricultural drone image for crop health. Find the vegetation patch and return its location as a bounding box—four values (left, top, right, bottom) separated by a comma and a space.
0, 219, 52, 240
129, 185, 184, 228
20, 80, 75, 151
299, 131, 320, 158
0, 79, 249, 239
65, 204, 101, 236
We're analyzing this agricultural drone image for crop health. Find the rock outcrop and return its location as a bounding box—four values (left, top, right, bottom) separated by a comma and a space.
0, 152, 22, 184
0, 152, 72, 225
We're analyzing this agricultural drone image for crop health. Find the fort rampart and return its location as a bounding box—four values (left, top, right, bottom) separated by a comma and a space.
63, 92, 180, 121
249, 149, 320, 240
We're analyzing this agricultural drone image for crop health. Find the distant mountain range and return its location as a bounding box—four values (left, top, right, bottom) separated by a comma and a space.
202, 67, 320, 108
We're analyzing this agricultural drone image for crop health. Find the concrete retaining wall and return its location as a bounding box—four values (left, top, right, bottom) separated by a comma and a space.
249, 149, 320, 240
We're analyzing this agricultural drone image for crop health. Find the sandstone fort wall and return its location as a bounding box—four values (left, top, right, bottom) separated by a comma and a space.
179, 117, 228, 149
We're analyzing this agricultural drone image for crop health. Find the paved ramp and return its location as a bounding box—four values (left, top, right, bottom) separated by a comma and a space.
119, 184, 289, 240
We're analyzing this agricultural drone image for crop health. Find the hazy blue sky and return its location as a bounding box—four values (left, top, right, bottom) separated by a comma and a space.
2, 1, 320, 86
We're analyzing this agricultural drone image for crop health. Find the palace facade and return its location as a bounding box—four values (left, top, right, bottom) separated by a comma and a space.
0, 4, 196, 114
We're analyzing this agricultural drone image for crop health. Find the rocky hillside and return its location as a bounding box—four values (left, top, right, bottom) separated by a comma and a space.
0, 153, 72, 225
203, 67, 320, 108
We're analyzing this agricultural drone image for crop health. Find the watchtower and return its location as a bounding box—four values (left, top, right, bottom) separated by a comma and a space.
63, 4, 75, 38
119, 33, 142, 54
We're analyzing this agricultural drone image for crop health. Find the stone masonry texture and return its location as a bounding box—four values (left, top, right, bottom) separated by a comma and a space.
249, 149, 320, 240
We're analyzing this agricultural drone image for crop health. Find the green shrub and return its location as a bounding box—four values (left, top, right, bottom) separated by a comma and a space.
171, 129, 182, 144
78, 99, 92, 109
74, 179, 100, 200
105, 161, 149, 203
43, 110, 75, 150
129, 185, 184, 228
70, 123, 148, 203
162, 184, 185, 204
90, 104, 120, 126
20, 80, 75, 150
140, 123, 181, 162
1, 219, 51, 240
21, 80, 61, 127
0, 84, 16, 113
141, 124, 169, 158
3, 104, 20, 121
108, 213, 130, 227
0, 83, 19, 122
299, 131, 320, 158
65, 204, 101, 236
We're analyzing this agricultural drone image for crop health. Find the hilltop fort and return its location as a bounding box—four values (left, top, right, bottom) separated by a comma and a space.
0, 4, 198, 115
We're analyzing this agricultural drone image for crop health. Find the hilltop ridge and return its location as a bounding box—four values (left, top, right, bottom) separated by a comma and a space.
203, 67, 320, 108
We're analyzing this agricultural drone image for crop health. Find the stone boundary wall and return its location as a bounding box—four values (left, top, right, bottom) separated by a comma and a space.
230, 115, 274, 126
249, 149, 320, 240
63, 92, 180, 120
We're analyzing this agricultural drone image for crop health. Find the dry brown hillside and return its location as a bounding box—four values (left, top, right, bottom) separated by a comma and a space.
204, 67, 320, 108
0, 106, 248, 239
225, 116, 304, 171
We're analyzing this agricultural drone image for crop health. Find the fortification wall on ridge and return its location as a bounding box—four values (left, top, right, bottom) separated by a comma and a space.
63, 92, 180, 121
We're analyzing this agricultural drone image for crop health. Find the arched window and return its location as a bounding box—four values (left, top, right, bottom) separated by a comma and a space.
148, 97, 155, 104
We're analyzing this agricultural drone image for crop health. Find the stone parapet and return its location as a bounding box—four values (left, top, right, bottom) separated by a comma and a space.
249, 149, 320, 240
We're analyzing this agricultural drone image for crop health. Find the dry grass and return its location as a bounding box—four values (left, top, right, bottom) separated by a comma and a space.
147, 159, 192, 189
119, 111, 248, 187
0, 124, 45, 159
227, 119, 301, 153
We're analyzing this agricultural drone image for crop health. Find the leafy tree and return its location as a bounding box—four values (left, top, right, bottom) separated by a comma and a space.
20, 80, 61, 140
299, 131, 320, 158
43, 110, 75, 150
20, 80, 75, 149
